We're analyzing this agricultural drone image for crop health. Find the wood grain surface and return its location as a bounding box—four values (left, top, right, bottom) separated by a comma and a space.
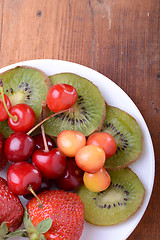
0, 0, 159, 239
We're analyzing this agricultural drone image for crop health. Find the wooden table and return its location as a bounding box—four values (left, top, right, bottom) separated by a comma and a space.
0, 0, 159, 239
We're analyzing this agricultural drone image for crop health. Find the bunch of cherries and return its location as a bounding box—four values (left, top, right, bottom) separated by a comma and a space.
0, 80, 117, 198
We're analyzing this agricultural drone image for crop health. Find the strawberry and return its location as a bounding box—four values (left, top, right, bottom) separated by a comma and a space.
26, 190, 84, 240
0, 177, 24, 231
0, 132, 7, 171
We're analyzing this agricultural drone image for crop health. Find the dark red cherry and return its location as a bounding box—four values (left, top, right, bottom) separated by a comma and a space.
32, 148, 66, 179
0, 132, 7, 170
33, 134, 56, 151
7, 161, 42, 195
4, 132, 35, 162
55, 157, 84, 191
8, 103, 36, 133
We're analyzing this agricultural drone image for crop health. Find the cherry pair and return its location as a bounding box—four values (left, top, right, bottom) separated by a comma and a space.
0, 79, 36, 132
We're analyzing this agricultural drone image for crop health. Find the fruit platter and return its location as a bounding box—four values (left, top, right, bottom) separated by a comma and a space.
0, 59, 155, 240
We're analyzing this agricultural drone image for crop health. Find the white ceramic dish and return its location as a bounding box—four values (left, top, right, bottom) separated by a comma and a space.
0, 59, 155, 240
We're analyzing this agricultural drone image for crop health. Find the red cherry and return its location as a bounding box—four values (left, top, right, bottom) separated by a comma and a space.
55, 157, 84, 191
33, 134, 56, 151
7, 161, 42, 195
0, 132, 7, 170
4, 132, 35, 162
0, 94, 12, 121
8, 103, 36, 133
32, 148, 66, 179
47, 84, 78, 112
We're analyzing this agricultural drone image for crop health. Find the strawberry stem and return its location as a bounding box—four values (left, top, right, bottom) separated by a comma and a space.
27, 108, 73, 136
0, 79, 18, 122
27, 185, 43, 209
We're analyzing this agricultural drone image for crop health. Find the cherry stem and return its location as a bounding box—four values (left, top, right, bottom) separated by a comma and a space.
0, 79, 18, 122
41, 110, 49, 152
27, 185, 43, 209
27, 108, 73, 136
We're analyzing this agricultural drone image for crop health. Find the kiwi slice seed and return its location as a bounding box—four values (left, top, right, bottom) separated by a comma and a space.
43, 73, 106, 137
102, 105, 143, 168
78, 167, 145, 226
0, 66, 51, 138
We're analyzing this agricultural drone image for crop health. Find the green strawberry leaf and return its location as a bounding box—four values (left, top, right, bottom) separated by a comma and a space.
23, 207, 36, 232
23, 207, 28, 226
0, 223, 28, 239
36, 218, 52, 234
23, 207, 49, 240
0, 222, 8, 236
5, 229, 27, 238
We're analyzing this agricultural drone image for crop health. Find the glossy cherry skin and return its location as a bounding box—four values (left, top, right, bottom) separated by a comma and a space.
33, 134, 56, 151
55, 157, 84, 191
32, 148, 66, 179
75, 145, 106, 173
57, 130, 86, 157
4, 132, 35, 162
0, 94, 12, 121
8, 103, 36, 132
47, 84, 78, 112
83, 167, 111, 192
87, 132, 117, 159
7, 161, 42, 195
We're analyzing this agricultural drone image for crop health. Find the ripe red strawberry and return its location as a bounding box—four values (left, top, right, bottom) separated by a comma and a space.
26, 190, 84, 240
0, 132, 7, 170
0, 177, 24, 231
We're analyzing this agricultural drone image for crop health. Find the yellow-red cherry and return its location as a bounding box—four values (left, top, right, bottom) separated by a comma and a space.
57, 130, 86, 157
8, 103, 36, 133
83, 167, 111, 192
47, 84, 78, 112
87, 132, 117, 158
75, 145, 106, 173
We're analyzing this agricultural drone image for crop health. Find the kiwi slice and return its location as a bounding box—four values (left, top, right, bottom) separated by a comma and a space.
0, 66, 51, 138
43, 73, 106, 136
78, 167, 145, 226
102, 105, 143, 168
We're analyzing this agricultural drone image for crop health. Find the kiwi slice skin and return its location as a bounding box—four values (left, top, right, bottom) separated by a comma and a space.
0, 66, 51, 138
43, 73, 106, 137
78, 168, 145, 226
102, 105, 143, 169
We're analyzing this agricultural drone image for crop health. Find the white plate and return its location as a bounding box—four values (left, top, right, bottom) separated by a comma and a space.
0, 59, 155, 240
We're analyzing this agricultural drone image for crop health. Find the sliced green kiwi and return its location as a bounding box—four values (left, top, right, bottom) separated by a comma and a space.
102, 105, 143, 168
43, 73, 106, 136
78, 167, 145, 226
0, 66, 51, 138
